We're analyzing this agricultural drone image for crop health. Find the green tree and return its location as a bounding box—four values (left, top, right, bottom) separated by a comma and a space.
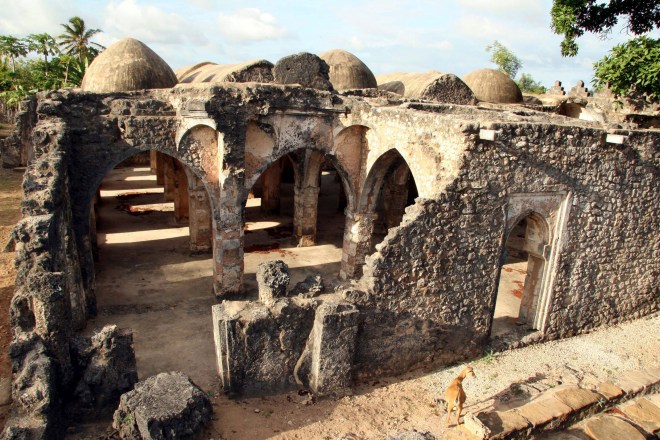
516, 73, 547, 94
593, 36, 659, 100
58, 16, 104, 63
0, 36, 28, 72
26, 33, 58, 76
551, 0, 660, 56
486, 40, 522, 78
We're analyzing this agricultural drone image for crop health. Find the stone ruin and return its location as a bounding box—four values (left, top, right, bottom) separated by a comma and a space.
0, 37, 658, 438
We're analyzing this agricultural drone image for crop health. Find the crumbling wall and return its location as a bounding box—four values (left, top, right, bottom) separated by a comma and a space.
1, 97, 37, 168
6, 115, 87, 437
358, 122, 659, 377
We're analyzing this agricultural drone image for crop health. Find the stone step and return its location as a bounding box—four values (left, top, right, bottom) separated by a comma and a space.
464, 367, 660, 439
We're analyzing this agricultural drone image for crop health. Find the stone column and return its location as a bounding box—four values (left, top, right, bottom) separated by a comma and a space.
188, 176, 212, 252
340, 211, 377, 279
294, 185, 320, 246
383, 183, 409, 230
215, 170, 244, 297
155, 151, 165, 185
260, 160, 282, 214
163, 156, 176, 202
149, 150, 158, 174
173, 161, 189, 223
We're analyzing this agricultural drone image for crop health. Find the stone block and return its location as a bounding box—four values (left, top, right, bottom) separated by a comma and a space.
596, 382, 624, 401
583, 415, 645, 440
257, 260, 290, 301
553, 387, 601, 411
387, 430, 436, 440
112, 372, 212, 440
289, 274, 324, 298
273, 52, 333, 91
465, 410, 530, 439
514, 394, 572, 430
69, 325, 137, 419
306, 302, 359, 396
619, 397, 660, 435
613, 370, 659, 395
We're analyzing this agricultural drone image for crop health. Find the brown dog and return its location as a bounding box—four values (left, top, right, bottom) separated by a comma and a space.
444, 366, 476, 426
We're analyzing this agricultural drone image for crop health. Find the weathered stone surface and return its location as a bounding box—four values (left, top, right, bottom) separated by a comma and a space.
112, 372, 212, 440
388, 430, 436, 440
212, 299, 316, 394
467, 410, 530, 439
69, 325, 138, 419
553, 387, 601, 411
256, 260, 291, 301
376, 71, 476, 105
273, 52, 333, 91
613, 370, 659, 395
9, 337, 57, 418
0, 377, 12, 407
514, 394, 572, 430
619, 397, 660, 434
295, 302, 359, 396
584, 415, 645, 440
289, 274, 324, 298
596, 382, 624, 401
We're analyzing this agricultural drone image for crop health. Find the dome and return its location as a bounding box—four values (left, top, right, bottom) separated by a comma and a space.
319, 49, 377, 91
376, 71, 476, 105
176, 60, 273, 84
462, 68, 523, 104
81, 38, 178, 93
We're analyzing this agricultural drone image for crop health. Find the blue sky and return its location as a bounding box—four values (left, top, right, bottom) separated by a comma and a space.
0, 0, 654, 89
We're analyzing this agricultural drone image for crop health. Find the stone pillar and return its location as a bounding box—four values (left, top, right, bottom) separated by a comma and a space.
260, 161, 282, 215
294, 185, 320, 246
340, 211, 377, 279
155, 152, 165, 185
163, 157, 176, 202
188, 176, 212, 252
519, 254, 545, 326
307, 302, 359, 396
383, 183, 409, 230
149, 150, 158, 174
172, 161, 189, 223
216, 171, 244, 297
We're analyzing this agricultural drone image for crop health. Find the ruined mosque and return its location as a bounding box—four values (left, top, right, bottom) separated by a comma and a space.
0, 37, 658, 438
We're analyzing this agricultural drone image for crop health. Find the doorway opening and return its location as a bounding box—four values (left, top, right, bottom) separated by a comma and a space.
88, 150, 216, 390
491, 212, 549, 342
243, 150, 348, 294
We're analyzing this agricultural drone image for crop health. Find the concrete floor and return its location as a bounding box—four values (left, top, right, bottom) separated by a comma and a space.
491, 259, 528, 338
87, 167, 347, 391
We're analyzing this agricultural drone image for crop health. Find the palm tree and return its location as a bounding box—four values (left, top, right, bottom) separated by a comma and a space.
0, 36, 28, 72
27, 33, 58, 76
58, 16, 104, 63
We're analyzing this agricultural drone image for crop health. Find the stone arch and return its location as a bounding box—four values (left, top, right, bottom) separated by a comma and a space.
243, 146, 356, 214
340, 148, 418, 279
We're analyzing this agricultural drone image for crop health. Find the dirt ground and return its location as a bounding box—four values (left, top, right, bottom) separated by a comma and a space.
3, 163, 659, 440
0, 166, 24, 428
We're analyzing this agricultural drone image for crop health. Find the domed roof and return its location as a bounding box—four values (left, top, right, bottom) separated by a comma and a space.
319, 49, 377, 91
462, 68, 522, 104
81, 38, 178, 93
176, 60, 273, 84
376, 71, 476, 105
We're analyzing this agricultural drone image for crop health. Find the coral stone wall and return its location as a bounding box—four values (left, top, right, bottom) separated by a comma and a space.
356, 121, 659, 377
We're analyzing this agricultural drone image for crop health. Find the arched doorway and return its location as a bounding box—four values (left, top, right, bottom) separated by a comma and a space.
491, 212, 549, 340
341, 149, 418, 278
242, 149, 351, 294
88, 150, 217, 389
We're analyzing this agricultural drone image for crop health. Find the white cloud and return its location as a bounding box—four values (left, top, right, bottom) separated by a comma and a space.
216, 8, 289, 43
0, 0, 76, 36
104, 0, 207, 45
